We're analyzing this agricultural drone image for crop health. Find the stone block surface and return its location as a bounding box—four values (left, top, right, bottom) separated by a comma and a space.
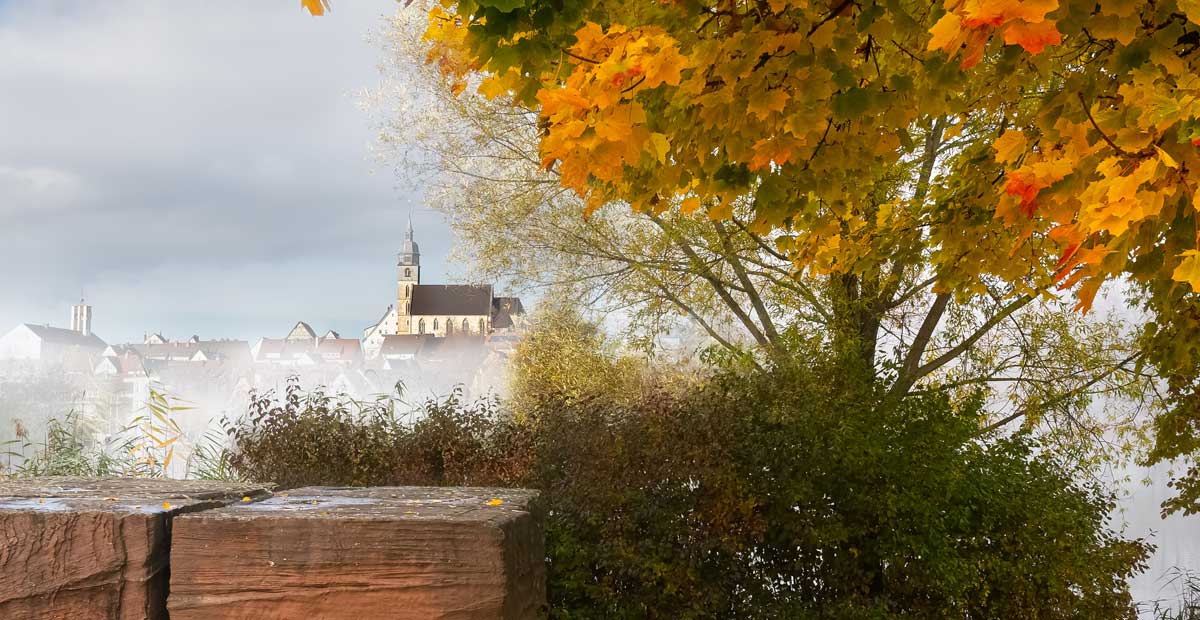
0, 476, 272, 620
168, 486, 545, 620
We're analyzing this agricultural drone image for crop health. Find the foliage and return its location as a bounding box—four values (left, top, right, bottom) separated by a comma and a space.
186, 429, 242, 482
405, 0, 1200, 509
509, 297, 654, 412
1143, 569, 1200, 619
527, 359, 1149, 619
225, 315, 1151, 618
1, 386, 229, 481
226, 378, 524, 488
377, 3, 1163, 481
4, 411, 133, 478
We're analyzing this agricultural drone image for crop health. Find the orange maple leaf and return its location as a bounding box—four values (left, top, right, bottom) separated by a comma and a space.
1054, 241, 1082, 273
1004, 172, 1044, 217
302, 0, 330, 16
1001, 20, 1062, 54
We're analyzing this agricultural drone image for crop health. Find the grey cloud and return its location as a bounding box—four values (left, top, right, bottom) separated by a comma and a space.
0, 0, 455, 343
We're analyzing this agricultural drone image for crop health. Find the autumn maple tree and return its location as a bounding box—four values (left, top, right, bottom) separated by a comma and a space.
302, 0, 1193, 511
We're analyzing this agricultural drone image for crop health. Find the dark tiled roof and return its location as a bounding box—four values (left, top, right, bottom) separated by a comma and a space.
410, 285, 493, 316
21, 324, 107, 349
492, 297, 525, 315
490, 297, 525, 329
379, 334, 433, 357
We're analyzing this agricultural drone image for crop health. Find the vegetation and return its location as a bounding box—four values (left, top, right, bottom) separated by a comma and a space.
208, 307, 1150, 618
2, 387, 196, 479
369, 0, 1200, 514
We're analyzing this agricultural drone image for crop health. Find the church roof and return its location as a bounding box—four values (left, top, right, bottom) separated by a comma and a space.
20, 324, 107, 349
410, 285, 493, 316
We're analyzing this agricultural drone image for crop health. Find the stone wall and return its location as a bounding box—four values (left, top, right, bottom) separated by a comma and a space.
0, 478, 545, 620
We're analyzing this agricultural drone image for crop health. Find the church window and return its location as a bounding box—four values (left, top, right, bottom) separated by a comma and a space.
433, 319, 438, 331
479, 318, 486, 333
405, 268, 411, 277
418, 319, 425, 334
462, 318, 470, 333
446, 320, 454, 336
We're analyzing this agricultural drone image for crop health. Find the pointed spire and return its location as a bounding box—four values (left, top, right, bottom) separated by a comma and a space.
405, 212, 414, 239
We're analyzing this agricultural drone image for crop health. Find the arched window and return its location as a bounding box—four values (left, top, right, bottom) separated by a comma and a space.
405, 268, 411, 277
478, 318, 486, 333
432, 318, 438, 331
462, 318, 470, 333
405, 285, 411, 297
446, 320, 454, 336
418, 319, 424, 334
404, 301, 410, 314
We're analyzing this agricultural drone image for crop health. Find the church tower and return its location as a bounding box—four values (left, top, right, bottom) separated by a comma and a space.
70, 299, 92, 337
396, 216, 420, 334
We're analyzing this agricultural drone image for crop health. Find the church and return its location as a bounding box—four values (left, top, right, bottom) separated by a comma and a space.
362, 219, 524, 356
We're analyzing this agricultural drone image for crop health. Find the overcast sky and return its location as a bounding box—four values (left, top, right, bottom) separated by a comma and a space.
0, 0, 459, 344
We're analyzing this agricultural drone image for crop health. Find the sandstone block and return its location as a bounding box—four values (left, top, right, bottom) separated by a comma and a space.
168, 486, 545, 620
0, 476, 272, 620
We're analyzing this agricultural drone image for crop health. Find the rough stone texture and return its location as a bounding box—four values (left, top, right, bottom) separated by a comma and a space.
169, 486, 546, 620
0, 477, 272, 620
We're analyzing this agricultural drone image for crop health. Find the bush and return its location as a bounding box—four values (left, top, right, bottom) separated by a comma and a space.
226, 379, 527, 489
527, 361, 1149, 619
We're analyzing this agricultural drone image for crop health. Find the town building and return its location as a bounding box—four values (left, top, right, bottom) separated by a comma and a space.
0, 300, 107, 364
362, 217, 525, 357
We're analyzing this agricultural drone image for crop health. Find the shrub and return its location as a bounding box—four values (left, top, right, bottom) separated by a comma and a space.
226, 379, 526, 488
528, 361, 1150, 619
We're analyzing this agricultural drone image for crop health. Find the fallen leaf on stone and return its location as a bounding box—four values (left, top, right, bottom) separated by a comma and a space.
242, 496, 251, 502
163, 502, 172, 510
486, 498, 504, 506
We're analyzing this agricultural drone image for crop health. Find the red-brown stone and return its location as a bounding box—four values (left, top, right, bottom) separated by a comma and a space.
0, 477, 271, 620
168, 486, 545, 620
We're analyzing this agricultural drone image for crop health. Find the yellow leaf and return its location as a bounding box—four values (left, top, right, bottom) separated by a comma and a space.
681, 197, 701, 214
242, 496, 251, 502
1155, 145, 1178, 169
1173, 250, 1200, 292
486, 498, 504, 506
747, 89, 789, 120
993, 130, 1027, 164
648, 133, 671, 163
1182, 0, 1200, 24
642, 45, 686, 88
1100, 0, 1139, 17
301, 0, 329, 16
163, 502, 173, 510
927, 13, 964, 54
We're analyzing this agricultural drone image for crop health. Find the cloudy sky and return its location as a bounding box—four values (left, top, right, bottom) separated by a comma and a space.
0, 0, 457, 344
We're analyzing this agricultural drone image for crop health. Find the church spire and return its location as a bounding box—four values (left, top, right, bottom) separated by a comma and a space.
398, 214, 420, 268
